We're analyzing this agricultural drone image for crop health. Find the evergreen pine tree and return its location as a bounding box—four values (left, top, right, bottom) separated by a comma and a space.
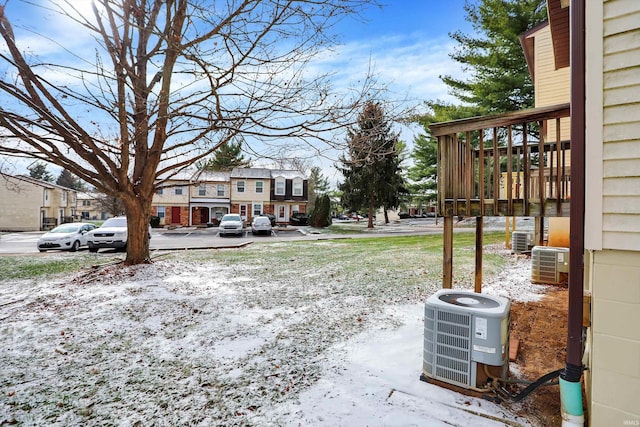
338, 101, 406, 228
28, 162, 54, 182
198, 140, 250, 171
56, 169, 84, 190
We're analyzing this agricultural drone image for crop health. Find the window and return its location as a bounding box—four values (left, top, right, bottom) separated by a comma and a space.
292, 205, 299, 214
255, 181, 264, 193
61, 192, 67, 204
82, 200, 91, 207
275, 178, 285, 195
157, 206, 165, 219
237, 181, 245, 193
198, 184, 206, 196
175, 187, 183, 195
293, 179, 303, 196
156, 188, 164, 195
217, 185, 225, 197
253, 203, 263, 216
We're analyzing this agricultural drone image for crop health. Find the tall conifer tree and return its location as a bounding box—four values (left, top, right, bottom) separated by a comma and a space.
338, 101, 406, 228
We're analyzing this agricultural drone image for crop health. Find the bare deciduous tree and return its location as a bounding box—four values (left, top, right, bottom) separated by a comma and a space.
0, 0, 380, 264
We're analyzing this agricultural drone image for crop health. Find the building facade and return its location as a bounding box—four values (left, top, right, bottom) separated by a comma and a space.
150, 170, 192, 227
150, 168, 308, 226
584, 1, 640, 424
189, 170, 231, 226
230, 168, 273, 223
0, 174, 78, 231
270, 170, 308, 224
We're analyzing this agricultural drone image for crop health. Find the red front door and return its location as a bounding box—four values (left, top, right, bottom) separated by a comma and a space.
171, 206, 181, 224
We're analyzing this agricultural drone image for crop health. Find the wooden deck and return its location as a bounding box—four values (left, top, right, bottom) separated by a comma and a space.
429, 103, 572, 289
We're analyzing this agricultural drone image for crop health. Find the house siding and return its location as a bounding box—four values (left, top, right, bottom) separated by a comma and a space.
0, 175, 78, 231
589, 250, 640, 426
0, 176, 43, 231
152, 181, 190, 226
533, 24, 571, 143
585, 1, 640, 425
602, 2, 640, 250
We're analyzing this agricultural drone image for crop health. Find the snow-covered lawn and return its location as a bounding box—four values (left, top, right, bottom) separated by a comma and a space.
1, 238, 543, 426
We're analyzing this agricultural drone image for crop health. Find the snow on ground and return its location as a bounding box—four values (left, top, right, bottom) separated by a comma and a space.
480, 244, 550, 303
1, 244, 542, 426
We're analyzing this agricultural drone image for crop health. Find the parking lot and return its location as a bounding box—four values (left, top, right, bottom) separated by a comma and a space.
0, 218, 451, 255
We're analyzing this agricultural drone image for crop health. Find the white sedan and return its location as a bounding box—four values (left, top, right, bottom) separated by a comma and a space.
37, 222, 98, 252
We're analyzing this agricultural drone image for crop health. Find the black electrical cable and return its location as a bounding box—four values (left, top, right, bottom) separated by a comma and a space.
497, 368, 564, 403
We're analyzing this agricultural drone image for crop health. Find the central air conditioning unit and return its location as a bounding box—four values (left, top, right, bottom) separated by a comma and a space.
511, 231, 533, 254
422, 289, 510, 391
531, 246, 569, 285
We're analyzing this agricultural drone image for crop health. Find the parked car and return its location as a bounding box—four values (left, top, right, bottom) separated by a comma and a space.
260, 213, 276, 226
86, 216, 151, 252
398, 212, 411, 219
289, 212, 309, 226
218, 214, 244, 236
251, 216, 273, 236
37, 222, 98, 252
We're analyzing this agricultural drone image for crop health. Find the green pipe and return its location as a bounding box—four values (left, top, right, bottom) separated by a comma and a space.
560, 377, 584, 426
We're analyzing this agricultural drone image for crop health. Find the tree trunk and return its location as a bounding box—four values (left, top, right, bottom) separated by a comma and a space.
368, 195, 374, 228
384, 208, 389, 224
122, 197, 152, 265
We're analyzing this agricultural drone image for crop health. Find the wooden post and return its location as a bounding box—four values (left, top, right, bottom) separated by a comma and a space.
535, 217, 544, 246
443, 215, 453, 289
475, 216, 483, 293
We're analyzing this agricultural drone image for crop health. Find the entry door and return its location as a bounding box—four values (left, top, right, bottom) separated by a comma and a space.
239, 204, 248, 221
171, 206, 181, 224
276, 204, 288, 223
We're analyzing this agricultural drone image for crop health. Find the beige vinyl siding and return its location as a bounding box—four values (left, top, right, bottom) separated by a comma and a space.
0, 178, 43, 231
586, 2, 640, 426
589, 250, 640, 426
602, 2, 640, 251
533, 25, 571, 142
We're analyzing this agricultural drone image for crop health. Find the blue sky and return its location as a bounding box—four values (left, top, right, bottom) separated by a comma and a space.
308, 0, 473, 182
329, 0, 472, 107
2, 0, 474, 183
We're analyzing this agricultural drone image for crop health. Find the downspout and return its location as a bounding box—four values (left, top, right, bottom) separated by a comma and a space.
561, 0, 585, 426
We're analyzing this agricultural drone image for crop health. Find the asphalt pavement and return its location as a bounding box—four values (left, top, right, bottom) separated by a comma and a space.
0, 217, 527, 255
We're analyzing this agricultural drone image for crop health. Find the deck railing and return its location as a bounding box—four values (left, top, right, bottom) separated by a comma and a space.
430, 103, 571, 218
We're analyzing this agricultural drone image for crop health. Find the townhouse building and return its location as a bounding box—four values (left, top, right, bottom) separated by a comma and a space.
0, 173, 78, 231
270, 170, 308, 224
150, 170, 192, 227
189, 170, 231, 226
230, 168, 272, 222
150, 168, 308, 226
76, 191, 110, 221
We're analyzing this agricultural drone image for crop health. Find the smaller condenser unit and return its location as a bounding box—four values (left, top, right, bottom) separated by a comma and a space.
531, 246, 569, 285
511, 231, 533, 254
423, 290, 510, 390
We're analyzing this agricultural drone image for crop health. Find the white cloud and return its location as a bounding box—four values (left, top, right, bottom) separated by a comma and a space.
302, 32, 465, 186
310, 32, 463, 109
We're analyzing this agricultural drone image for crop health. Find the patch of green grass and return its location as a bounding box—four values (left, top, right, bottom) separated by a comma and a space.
1, 232, 508, 285
0, 255, 117, 280
322, 224, 367, 234
197, 231, 508, 290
